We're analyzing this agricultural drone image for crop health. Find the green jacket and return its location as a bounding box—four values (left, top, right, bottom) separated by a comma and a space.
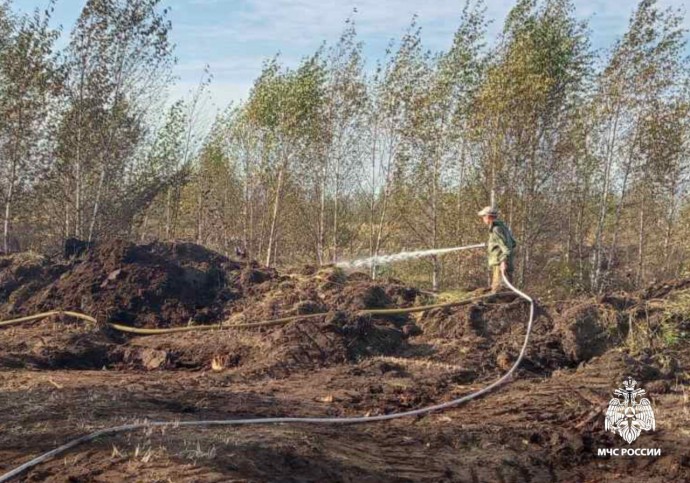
487, 219, 516, 267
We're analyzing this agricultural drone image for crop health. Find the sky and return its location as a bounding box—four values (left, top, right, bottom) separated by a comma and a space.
14, 0, 690, 109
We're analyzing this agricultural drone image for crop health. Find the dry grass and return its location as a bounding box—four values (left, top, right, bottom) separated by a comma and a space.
178, 440, 217, 462
435, 289, 472, 304
623, 289, 690, 353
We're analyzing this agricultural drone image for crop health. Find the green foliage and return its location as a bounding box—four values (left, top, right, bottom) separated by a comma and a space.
660, 290, 690, 346
247, 55, 326, 142
0, 1, 61, 251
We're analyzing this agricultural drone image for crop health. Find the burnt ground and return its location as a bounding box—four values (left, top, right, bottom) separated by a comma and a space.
0, 241, 689, 482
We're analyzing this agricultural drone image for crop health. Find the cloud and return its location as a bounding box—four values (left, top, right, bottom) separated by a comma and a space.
15, 0, 690, 109
166, 0, 690, 106
167, 80, 253, 112
172, 0, 504, 54
168, 0, 510, 97
187, 0, 487, 46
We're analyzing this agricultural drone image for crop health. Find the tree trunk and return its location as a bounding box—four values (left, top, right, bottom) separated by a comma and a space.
369, 124, 378, 279
242, 158, 250, 253
455, 142, 466, 244
75, 158, 82, 238
266, 163, 285, 267
74, 65, 86, 239
565, 200, 572, 264
165, 186, 173, 239
64, 200, 70, 238
372, 183, 391, 280
591, 107, 620, 292
257, 188, 268, 264
248, 178, 255, 258
196, 175, 204, 244
87, 164, 107, 242
332, 153, 341, 263
636, 200, 645, 286
2, 157, 17, 253
576, 195, 585, 284
606, 126, 638, 276
663, 176, 677, 277
431, 154, 439, 292
317, 162, 326, 265
3, 196, 12, 254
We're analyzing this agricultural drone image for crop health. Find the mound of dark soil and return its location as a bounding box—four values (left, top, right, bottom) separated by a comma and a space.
0, 242, 421, 373
556, 302, 625, 363
115, 313, 409, 376
275, 313, 406, 364
109, 263, 420, 373
0, 253, 67, 313
3, 239, 687, 381
418, 297, 569, 375
223, 264, 419, 332
0, 315, 113, 370
416, 287, 685, 378
0, 240, 244, 328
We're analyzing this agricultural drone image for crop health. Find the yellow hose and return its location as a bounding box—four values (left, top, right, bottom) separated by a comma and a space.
363, 292, 509, 315
0, 311, 63, 327
0, 291, 510, 336
109, 312, 330, 335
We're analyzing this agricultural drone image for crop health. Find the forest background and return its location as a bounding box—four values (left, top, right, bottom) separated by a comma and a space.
1, 0, 689, 296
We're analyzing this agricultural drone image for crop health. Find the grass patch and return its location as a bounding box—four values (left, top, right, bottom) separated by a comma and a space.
436, 289, 472, 303
659, 289, 690, 346
626, 289, 690, 353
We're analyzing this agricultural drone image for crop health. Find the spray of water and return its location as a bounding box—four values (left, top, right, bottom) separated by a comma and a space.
336, 243, 486, 269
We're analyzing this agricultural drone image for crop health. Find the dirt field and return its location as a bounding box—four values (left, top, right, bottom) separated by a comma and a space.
1, 241, 689, 482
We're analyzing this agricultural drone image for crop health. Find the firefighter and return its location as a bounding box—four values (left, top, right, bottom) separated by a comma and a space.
477, 206, 517, 292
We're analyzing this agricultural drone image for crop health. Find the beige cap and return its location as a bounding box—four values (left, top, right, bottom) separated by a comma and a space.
477, 206, 498, 217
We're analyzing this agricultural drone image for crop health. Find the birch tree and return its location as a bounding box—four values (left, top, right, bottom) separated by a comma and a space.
0, 4, 59, 253
58, 0, 174, 241
394, 2, 486, 290
246, 56, 325, 266
472, 0, 590, 285
590, 0, 688, 291
365, 20, 425, 279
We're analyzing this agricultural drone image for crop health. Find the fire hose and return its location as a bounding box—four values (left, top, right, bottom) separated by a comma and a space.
0, 291, 513, 334
0, 269, 533, 482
